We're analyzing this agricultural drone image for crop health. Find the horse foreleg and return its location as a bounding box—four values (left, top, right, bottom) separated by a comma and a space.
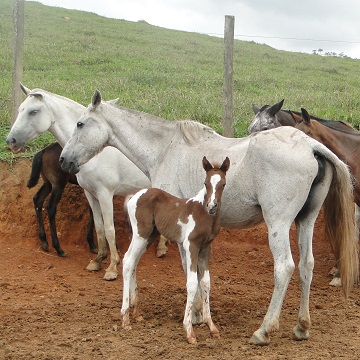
183, 243, 200, 344
33, 182, 52, 252
98, 192, 120, 280
250, 226, 294, 346
198, 246, 219, 339
46, 186, 66, 256
121, 235, 148, 329
177, 243, 203, 325
84, 191, 107, 272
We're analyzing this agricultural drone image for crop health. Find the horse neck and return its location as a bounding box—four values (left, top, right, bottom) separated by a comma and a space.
309, 122, 357, 159
103, 104, 176, 177
45, 94, 84, 147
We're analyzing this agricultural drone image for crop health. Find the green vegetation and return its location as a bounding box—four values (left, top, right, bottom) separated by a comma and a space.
1, 0, 360, 161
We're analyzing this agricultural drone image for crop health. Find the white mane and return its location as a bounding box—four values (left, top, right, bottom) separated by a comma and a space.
176, 120, 218, 145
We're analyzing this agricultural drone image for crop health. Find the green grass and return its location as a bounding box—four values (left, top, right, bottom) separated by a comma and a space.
1, 0, 360, 161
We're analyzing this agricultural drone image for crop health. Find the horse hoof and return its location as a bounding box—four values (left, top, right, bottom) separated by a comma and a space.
249, 330, 270, 346
156, 248, 167, 258
103, 271, 118, 281
329, 277, 342, 287
187, 336, 197, 345
57, 250, 67, 257
41, 243, 49, 252
135, 315, 144, 322
328, 266, 339, 277
211, 330, 220, 339
86, 260, 101, 272
293, 325, 309, 341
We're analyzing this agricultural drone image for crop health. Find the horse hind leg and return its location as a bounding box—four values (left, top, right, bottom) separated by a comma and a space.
86, 206, 97, 254
33, 181, 52, 252
250, 221, 295, 345
293, 165, 333, 341
198, 246, 219, 339
46, 185, 66, 256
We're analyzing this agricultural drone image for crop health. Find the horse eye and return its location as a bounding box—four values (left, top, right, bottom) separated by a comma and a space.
77, 122, 84, 128
29, 110, 38, 115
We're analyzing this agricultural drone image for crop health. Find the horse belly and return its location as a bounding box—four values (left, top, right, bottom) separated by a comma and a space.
220, 204, 263, 229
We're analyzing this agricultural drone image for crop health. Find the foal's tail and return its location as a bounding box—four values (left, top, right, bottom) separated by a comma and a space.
27, 149, 45, 188
321, 151, 359, 298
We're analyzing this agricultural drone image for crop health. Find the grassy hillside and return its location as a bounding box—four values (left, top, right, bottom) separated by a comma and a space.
1, 0, 360, 161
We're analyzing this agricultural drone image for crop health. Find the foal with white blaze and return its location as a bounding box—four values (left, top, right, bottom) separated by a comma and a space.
122, 156, 230, 344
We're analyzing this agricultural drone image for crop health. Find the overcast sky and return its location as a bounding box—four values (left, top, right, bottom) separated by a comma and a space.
34, 0, 360, 59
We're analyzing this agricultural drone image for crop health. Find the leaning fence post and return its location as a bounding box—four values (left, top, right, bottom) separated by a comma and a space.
222, 15, 235, 137
12, 0, 24, 125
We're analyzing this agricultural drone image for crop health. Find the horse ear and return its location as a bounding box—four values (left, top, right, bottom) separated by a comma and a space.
290, 111, 302, 124
92, 90, 102, 108
301, 108, 311, 124
20, 82, 30, 96
268, 99, 284, 116
220, 157, 230, 173
107, 98, 119, 105
203, 156, 214, 172
252, 104, 261, 114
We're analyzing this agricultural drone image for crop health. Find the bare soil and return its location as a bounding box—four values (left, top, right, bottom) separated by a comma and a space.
0, 159, 359, 360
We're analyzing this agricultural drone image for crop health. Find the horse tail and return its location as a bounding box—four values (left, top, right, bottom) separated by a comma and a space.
27, 149, 45, 188
318, 149, 359, 298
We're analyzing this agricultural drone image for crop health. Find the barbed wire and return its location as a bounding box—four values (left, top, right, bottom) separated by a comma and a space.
205, 33, 360, 44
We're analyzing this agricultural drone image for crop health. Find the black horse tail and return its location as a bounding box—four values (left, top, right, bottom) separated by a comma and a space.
27, 149, 45, 188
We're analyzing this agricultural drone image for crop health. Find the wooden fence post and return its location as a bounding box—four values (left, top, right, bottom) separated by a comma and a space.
12, 0, 25, 125
222, 15, 235, 137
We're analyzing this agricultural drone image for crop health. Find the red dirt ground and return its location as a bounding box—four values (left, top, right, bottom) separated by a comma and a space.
0, 159, 359, 360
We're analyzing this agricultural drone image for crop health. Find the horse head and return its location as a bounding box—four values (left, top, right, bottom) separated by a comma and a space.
6, 83, 52, 152
202, 156, 230, 215
60, 90, 111, 174
248, 99, 285, 133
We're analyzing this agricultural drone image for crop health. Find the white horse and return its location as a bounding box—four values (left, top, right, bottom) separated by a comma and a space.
5, 84, 166, 280
60, 90, 359, 345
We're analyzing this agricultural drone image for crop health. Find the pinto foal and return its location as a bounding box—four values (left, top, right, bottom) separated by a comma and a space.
121, 156, 230, 344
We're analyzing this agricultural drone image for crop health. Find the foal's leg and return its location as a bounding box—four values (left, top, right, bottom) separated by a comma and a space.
178, 243, 203, 325
198, 246, 219, 338
121, 234, 148, 329
183, 242, 200, 344
32, 181, 52, 252
46, 185, 66, 256
84, 191, 108, 272
250, 221, 295, 345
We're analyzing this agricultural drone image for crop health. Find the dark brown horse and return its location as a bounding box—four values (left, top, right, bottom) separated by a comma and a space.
249, 99, 358, 134
28, 142, 96, 256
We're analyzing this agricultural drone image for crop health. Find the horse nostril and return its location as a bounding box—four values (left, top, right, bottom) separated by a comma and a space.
6, 137, 15, 145
59, 157, 64, 164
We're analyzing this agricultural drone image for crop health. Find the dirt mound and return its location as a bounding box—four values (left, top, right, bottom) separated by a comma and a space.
0, 159, 359, 359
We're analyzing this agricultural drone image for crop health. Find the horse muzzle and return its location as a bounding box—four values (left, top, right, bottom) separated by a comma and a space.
59, 156, 80, 175
207, 202, 218, 215
6, 137, 23, 153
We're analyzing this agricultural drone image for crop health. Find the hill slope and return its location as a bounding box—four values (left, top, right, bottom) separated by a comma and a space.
1, 0, 360, 159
